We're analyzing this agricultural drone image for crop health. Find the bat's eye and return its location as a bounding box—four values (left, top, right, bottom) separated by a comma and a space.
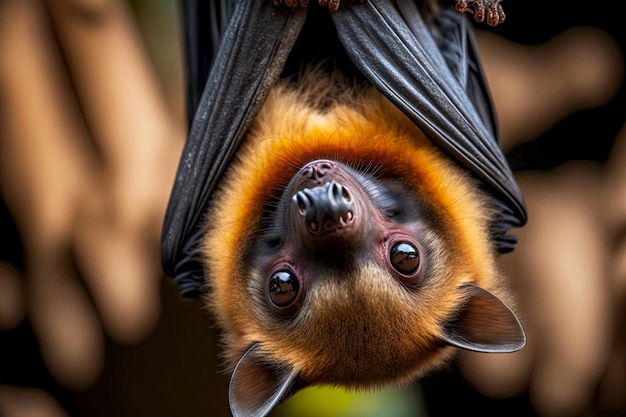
390, 241, 422, 283
391, 241, 419, 273
269, 270, 301, 310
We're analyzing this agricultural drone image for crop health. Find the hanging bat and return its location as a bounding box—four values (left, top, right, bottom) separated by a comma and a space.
161, 1, 527, 416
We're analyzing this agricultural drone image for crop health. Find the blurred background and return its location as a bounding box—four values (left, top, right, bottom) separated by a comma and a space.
0, 0, 624, 416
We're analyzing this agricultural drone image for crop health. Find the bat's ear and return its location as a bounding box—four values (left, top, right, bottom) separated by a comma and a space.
441, 284, 526, 353
229, 343, 299, 417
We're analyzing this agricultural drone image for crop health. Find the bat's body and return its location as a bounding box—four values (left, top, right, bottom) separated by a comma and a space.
204, 70, 524, 416
163, 1, 528, 416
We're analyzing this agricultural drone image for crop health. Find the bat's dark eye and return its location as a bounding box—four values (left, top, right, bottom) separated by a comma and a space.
390, 241, 420, 276
269, 270, 301, 309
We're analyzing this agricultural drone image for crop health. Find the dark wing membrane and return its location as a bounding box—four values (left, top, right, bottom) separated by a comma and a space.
161, 1, 307, 297
180, 0, 236, 127
428, 7, 499, 141
332, 0, 527, 251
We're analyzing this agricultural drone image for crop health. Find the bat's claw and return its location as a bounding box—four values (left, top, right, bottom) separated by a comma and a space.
273, 0, 364, 13
454, 0, 505, 26
273, 0, 310, 9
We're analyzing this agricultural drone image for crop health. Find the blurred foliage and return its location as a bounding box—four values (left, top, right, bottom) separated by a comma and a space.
273, 384, 427, 417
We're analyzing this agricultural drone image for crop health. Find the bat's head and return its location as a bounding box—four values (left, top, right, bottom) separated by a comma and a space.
202, 80, 525, 417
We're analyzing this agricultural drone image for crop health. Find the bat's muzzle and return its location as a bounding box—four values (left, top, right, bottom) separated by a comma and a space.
293, 181, 355, 235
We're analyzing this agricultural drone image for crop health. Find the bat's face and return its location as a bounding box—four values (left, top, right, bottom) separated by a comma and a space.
202, 77, 525, 415
249, 158, 452, 386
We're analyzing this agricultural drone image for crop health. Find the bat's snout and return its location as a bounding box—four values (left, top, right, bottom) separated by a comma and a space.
293, 181, 355, 236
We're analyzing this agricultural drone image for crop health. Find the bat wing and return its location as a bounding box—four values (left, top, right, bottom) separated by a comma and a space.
162, 0, 527, 298
180, 0, 236, 128
161, 1, 307, 297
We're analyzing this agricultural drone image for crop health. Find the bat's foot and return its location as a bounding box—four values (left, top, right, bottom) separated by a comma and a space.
454, 0, 505, 26
273, 0, 311, 9
273, 0, 364, 13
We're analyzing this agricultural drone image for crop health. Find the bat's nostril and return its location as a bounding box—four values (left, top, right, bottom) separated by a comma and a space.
330, 182, 352, 205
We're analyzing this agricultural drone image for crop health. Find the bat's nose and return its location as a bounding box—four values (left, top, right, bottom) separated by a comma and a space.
293, 181, 354, 235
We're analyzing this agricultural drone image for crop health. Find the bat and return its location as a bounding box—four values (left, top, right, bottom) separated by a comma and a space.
161, 1, 527, 416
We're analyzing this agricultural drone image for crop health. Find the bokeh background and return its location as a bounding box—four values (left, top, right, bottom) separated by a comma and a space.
0, 1, 624, 416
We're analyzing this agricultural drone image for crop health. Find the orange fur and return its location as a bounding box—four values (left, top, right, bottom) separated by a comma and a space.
202, 71, 508, 389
